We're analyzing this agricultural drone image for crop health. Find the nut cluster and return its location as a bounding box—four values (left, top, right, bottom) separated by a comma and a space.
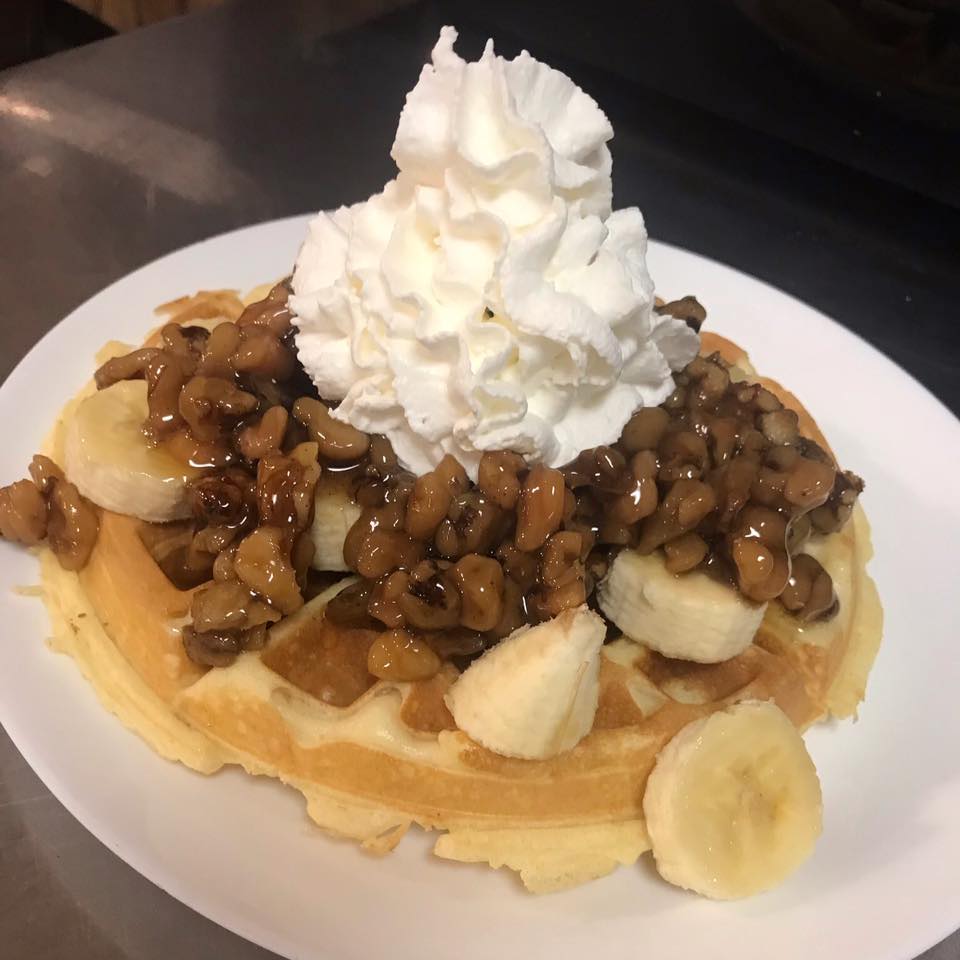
92, 281, 335, 666
328, 341, 863, 679
0, 455, 99, 571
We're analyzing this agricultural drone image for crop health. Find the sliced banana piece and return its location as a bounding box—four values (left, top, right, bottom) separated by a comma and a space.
444, 605, 606, 760
310, 470, 362, 572
598, 549, 765, 663
64, 381, 203, 523
644, 700, 822, 899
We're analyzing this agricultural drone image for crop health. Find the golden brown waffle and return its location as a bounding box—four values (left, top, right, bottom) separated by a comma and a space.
37, 322, 883, 893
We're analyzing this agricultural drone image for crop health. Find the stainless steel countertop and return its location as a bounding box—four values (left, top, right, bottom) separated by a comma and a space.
1, 1, 957, 957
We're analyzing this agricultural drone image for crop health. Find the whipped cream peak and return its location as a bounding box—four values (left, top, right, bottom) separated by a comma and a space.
292, 26, 698, 478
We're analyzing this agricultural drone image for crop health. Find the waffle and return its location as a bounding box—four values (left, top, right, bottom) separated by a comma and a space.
37, 326, 883, 893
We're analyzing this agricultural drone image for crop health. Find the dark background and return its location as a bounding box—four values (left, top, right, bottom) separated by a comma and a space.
1, 0, 958, 413
0, 1, 958, 958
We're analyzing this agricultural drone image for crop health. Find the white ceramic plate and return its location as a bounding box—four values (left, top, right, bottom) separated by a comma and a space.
2, 216, 958, 960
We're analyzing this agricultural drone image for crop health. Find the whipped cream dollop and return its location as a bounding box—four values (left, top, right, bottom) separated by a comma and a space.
292, 26, 698, 478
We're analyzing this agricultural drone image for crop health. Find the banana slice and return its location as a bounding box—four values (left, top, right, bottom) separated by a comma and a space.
310, 469, 362, 572
598, 549, 765, 663
644, 700, 822, 899
64, 381, 203, 523
444, 605, 606, 760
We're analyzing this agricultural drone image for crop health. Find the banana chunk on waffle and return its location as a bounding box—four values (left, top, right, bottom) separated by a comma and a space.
36, 329, 882, 895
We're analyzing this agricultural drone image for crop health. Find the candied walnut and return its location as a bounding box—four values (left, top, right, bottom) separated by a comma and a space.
28, 455, 64, 494
754, 386, 782, 413
187, 470, 256, 564
344, 502, 423, 578
637, 479, 716, 553
759, 409, 799, 445
657, 295, 706, 332
662, 383, 687, 411
256, 445, 320, 533
47, 480, 99, 571
292, 397, 370, 462
367, 628, 441, 682
398, 560, 461, 630
94, 347, 160, 390
780, 553, 837, 621
486, 577, 529, 641
783, 457, 835, 510
451, 553, 504, 632
0, 480, 48, 545
0, 456, 100, 570
160, 323, 208, 367
477, 451, 526, 509
712, 456, 760, 530
191, 523, 239, 559
191, 580, 280, 633
515, 465, 565, 552
236, 280, 293, 336
540, 531, 584, 589
496, 542, 539, 591
658, 429, 709, 483
354, 528, 425, 579
752, 467, 788, 508
237, 406, 288, 461
663, 532, 708, 574
343, 508, 390, 565
212, 544, 239, 582
731, 537, 774, 587
598, 517, 636, 546
233, 526, 303, 615
621, 407, 670, 453
189, 470, 254, 527
563, 446, 629, 494
231, 327, 297, 381
182, 626, 244, 667
368, 570, 410, 628
799, 437, 834, 465
195, 323, 241, 379
404, 470, 452, 541
366, 435, 400, 481
729, 505, 790, 602
181, 623, 267, 668
708, 416, 739, 465
435, 491, 507, 560
434, 454, 469, 495
809, 470, 863, 533
530, 576, 586, 619
766, 444, 800, 472
607, 451, 658, 524
686, 354, 730, 402
142, 349, 195, 442
179, 376, 257, 442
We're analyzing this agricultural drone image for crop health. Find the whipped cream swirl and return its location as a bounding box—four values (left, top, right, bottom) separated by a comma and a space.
292, 26, 698, 478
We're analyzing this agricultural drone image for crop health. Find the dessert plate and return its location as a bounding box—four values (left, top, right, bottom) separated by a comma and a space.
1, 215, 958, 960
